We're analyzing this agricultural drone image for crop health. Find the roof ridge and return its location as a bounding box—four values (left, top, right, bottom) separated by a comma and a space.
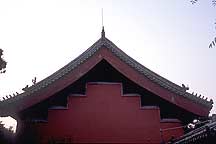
0, 36, 213, 110
102, 38, 213, 108
0, 38, 104, 105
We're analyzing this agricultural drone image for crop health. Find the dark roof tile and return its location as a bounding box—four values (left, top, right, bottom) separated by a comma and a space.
0, 36, 213, 110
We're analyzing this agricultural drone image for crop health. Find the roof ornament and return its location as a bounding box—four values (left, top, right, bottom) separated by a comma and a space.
22, 85, 29, 91
210, 99, 213, 104
0, 91, 20, 101
32, 77, 37, 85
181, 84, 189, 91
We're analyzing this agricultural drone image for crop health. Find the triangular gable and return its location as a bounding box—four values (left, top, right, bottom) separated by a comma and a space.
0, 31, 213, 117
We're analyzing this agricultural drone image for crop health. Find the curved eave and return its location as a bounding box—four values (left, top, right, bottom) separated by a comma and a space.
174, 121, 216, 144
0, 36, 213, 116
103, 38, 213, 109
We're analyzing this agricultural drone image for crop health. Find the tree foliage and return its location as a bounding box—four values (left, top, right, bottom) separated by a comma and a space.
0, 49, 7, 73
0, 121, 15, 144
190, 0, 216, 6
190, 0, 216, 48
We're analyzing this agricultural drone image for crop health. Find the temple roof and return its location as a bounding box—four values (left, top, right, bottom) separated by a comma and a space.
0, 29, 213, 116
174, 120, 216, 143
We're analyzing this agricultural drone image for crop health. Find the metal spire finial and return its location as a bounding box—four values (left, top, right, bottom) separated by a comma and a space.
101, 26, 105, 38
101, 8, 105, 38
102, 8, 104, 28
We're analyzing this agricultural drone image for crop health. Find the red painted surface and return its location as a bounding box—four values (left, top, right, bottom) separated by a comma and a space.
12, 47, 210, 117
100, 48, 210, 116
160, 120, 184, 143
36, 83, 162, 143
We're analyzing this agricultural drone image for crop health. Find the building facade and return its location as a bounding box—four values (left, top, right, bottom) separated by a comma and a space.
0, 29, 213, 143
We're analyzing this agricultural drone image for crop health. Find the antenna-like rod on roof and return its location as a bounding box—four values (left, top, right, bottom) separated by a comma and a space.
102, 8, 104, 28
101, 8, 105, 38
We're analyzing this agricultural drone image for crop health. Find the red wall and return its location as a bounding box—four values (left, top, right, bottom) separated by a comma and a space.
36, 83, 163, 143
160, 120, 184, 143
14, 47, 210, 117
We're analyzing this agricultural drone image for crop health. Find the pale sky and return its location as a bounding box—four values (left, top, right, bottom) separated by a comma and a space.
0, 0, 216, 130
